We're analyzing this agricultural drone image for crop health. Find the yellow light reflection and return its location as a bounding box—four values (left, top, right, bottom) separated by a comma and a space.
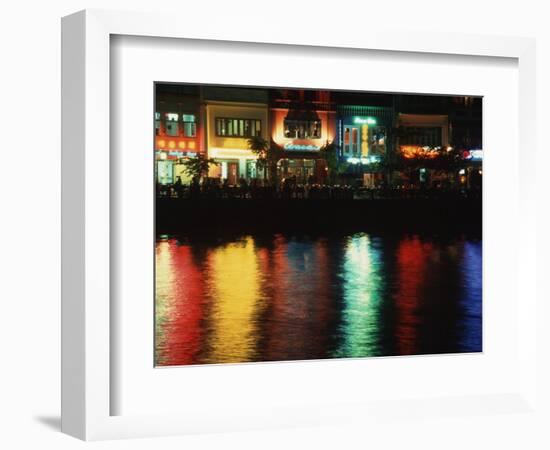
205, 237, 263, 363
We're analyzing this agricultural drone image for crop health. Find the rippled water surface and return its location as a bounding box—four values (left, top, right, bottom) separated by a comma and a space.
155, 232, 482, 366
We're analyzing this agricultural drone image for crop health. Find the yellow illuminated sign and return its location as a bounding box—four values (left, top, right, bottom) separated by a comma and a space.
209, 147, 257, 159
361, 124, 369, 157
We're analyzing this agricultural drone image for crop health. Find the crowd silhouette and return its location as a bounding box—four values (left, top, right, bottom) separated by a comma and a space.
157, 176, 481, 201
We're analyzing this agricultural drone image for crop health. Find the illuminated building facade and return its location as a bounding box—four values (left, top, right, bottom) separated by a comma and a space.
336, 104, 395, 186
204, 87, 269, 185
394, 94, 481, 149
270, 89, 336, 184
395, 113, 450, 186
155, 84, 205, 185
393, 95, 482, 188
154, 86, 481, 189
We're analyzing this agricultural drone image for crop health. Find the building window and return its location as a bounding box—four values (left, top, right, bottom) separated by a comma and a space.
182, 114, 196, 137
344, 127, 350, 153
156, 160, 174, 185
165, 113, 179, 137
155, 112, 161, 136
246, 160, 257, 179
343, 126, 360, 154
284, 119, 321, 139
369, 126, 386, 155
215, 118, 261, 137
401, 127, 442, 147
351, 128, 359, 154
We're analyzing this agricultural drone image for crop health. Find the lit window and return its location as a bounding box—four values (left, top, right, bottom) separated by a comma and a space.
182, 114, 196, 137
369, 126, 387, 155
215, 118, 261, 137
351, 128, 358, 154
155, 112, 161, 136
165, 113, 179, 137
283, 120, 321, 139
217, 118, 225, 135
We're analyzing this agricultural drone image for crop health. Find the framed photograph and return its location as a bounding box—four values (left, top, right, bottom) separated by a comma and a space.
62, 9, 538, 441
153, 82, 484, 368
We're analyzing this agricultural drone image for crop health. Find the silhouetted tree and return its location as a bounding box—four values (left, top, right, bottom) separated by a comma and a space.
248, 136, 284, 184
247, 136, 269, 181
320, 140, 344, 185
267, 140, 284, 184
181, 154, 219, 183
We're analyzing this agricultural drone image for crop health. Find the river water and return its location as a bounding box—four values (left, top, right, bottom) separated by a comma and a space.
155, 232, 482, 366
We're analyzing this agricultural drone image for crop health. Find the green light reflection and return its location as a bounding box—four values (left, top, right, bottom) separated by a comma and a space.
334, 233, 384, 358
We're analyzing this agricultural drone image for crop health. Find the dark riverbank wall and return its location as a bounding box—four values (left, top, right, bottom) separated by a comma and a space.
156, 198, 482, 236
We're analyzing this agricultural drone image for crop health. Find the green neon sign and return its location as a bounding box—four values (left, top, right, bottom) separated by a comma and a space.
353, 116, 377, 125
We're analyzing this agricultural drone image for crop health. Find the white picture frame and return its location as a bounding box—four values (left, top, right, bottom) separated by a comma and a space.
61, 9, 538, 441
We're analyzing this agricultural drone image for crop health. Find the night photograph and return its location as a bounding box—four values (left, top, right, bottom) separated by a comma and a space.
154, 84, 482, 366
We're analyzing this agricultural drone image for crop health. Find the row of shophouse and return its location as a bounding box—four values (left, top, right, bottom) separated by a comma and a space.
155, 84, 483, 188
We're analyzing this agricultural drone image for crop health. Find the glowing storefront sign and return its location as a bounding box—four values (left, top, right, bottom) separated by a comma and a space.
209, 147, 257, 159
462, 149, 483, 160
156, 136, 197, 151
353, 116, 377, 125
361, 124, 369, 157
347, 156, 381, 165
283, 143, 320, 151
155, 150, 191, 159
470, 149, 483, 160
